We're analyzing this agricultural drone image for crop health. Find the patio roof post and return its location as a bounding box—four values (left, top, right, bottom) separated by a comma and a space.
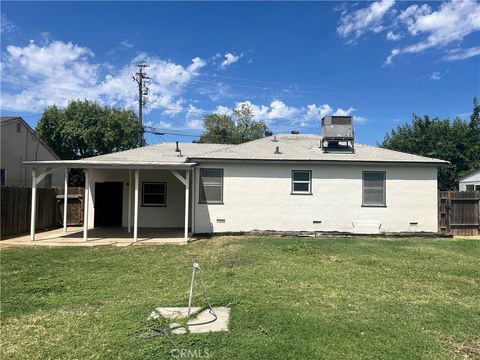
30, 168, 37, 241
63, 168, 68, 233
184, 170, 190, 242
133, 169, 139, 242
83, 169, 89, 241
128, 169, 132, 233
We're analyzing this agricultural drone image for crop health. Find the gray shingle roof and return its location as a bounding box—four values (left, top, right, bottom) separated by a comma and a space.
191, 134, 448, 164
76, 142, 233, 165
24, 134, 448, 168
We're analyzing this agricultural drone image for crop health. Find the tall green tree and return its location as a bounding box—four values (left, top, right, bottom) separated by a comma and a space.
199, 103, 266, 144
381, 97, 480, 190
36, 100, 141, 160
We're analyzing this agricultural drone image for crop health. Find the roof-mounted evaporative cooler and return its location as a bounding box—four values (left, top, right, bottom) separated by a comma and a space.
320, 115, 355, 153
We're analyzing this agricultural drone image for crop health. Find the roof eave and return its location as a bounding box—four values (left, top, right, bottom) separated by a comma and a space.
190, 157, 449, 166
22, 160, 197, 170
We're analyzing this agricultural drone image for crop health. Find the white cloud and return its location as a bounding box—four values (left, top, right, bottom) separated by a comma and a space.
220, 52, 242, 69
305, 104, 333, 121
234, 100, 299, 124
333, 107, 356, 116
443, 47, 480, 61
386, 31, 402, 41
429, 72, 441, 81
214, 105, 230, 115
1, 40, 207, 113
386, 0, 480, 64
184, 105, 204, 129
384, 48, 400, 65
1, 13, 17, 33
337, 0, 395, 40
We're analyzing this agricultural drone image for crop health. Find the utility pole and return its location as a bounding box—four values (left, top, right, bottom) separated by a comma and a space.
133, 63, 150, 146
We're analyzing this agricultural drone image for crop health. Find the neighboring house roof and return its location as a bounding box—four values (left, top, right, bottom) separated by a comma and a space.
24, 134, 448, 168
0, 116, 61, 160
458, 168, 480, 182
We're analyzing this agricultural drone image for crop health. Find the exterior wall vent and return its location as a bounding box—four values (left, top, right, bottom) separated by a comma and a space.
321, 115, 355, 153
216, 218, 226, 224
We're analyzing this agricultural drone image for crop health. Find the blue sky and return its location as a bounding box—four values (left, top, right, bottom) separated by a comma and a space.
1, 1, 479, 145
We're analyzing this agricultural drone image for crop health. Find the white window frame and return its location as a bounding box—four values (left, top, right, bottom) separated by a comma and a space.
291, 170, 312, 195
362, 171, 386, 207
142, 182, 167, 207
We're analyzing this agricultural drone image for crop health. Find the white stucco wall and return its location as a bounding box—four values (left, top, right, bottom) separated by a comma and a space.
1, 119, 63, 187
87, 169, 188, 229
193, 162, 439, 234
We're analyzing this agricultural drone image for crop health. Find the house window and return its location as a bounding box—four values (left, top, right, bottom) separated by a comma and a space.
476, 185, 480, 191
142, 182, 166, 207
362, 171, 386, 207
199, 168, 223, 204
0, 169, 6, 185
291, 170, 312, 194
466, 184, 475, 191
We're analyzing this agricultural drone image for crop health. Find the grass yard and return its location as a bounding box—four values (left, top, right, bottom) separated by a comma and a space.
1, 236, 479, 359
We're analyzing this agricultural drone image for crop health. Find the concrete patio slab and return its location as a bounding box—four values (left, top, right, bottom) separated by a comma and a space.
0, 227, 191, 248
148, 306, 230, 334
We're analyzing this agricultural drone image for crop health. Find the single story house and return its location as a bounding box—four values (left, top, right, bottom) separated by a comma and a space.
1, 116, 63, 187
458, 169, 480, 191
25, 117, 448, 243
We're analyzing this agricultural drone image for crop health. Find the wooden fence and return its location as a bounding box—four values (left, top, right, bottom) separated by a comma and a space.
1, 186, 84, 239
439, 191, 480, 236
56, 187, 84, 226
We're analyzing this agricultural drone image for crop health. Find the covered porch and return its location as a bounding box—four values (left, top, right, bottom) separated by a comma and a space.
0, 227, 189, 248
24, 160, 197, 244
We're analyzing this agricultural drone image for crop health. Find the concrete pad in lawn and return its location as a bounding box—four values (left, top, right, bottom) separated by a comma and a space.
148, 307, 230, 334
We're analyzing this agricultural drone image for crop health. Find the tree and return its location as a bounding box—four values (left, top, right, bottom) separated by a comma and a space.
381, 97, 480, 190
36, 100, 141, 160
36, 100, 141, 186
199, 103, 266, 144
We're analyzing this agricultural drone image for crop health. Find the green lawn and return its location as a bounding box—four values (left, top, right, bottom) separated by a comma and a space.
1, 236, 479, 359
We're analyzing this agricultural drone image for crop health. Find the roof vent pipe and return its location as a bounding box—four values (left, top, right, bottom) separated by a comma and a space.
274, 146, 281, 154
272, 135, 278, 142
175, 141, 180, 152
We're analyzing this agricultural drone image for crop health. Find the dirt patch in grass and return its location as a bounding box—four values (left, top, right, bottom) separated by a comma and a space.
453, 340, 480, 359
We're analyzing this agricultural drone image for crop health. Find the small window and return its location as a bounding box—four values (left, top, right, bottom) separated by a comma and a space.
362, 171, 386, 207
466, 185, 475, 191
142, 182, 166, 207
16, 122, 21, 133
0, 169, 6, 186
476, 185, 480, 191
291, 170, 312, 194
199, 168, 223, 204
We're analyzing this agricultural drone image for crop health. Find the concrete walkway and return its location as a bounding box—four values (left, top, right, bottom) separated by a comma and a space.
0, 227, 189, 248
